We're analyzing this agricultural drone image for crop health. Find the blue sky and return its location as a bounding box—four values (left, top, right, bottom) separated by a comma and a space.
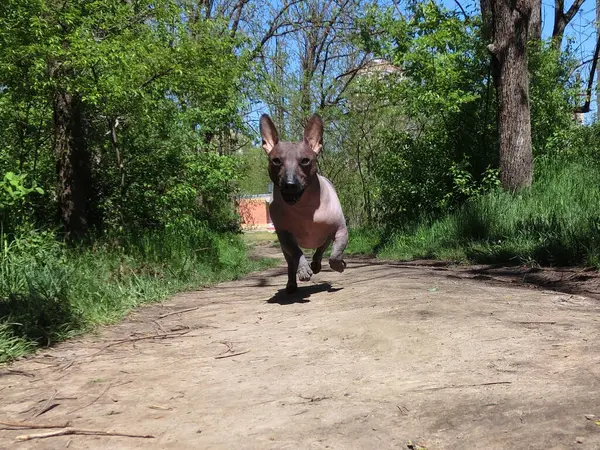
438, 0, 598, 117
248, 0, 599, 130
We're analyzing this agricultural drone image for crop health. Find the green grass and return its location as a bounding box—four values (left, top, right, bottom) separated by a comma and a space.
241, 231, 278, 245
347, 157, 600, 267
0, 226, 278, 363
345, 228, 381, 256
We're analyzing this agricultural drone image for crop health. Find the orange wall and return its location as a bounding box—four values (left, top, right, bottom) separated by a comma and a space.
237, 199, 270, 226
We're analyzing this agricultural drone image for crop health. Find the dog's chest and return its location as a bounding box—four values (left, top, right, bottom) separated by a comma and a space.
273, 204, 329, 242
270, 198, 338, 249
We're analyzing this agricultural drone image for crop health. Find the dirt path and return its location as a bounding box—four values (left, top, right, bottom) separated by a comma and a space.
1, 247, 599, 449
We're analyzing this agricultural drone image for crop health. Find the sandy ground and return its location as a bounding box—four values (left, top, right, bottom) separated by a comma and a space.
1, 244, 599, 450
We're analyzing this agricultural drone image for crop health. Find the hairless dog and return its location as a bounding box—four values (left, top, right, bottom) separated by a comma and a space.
260, 114, 348, 293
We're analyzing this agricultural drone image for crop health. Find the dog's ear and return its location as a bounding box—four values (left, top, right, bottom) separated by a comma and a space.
259, 114, 279, 154
303, 114, 323, 154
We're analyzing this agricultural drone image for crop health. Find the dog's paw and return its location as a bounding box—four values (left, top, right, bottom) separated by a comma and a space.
286, 282, 298, 294
311, 259, 322, 274
297, 264, 313, 282
329, 258, 347, 273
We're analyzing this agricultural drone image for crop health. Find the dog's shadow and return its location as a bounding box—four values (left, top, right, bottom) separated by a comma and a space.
267, 282, 343, 305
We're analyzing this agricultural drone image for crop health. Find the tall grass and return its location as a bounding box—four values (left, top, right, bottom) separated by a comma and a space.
0, 225, 277, 363
347, 157, 600, 267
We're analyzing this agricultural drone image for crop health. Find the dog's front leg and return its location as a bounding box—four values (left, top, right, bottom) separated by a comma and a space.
329, 227, 348, 273
277, 230, 313, 293
311, 238, 331, 274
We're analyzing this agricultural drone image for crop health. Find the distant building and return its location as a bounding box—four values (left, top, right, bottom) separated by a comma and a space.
236, 182, 275, 231
356, 58, 403, 78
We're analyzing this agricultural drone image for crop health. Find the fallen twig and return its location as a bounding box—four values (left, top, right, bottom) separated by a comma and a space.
32, 403, 60, 418
219, 341, 234, 354
516, 321, 557, 325
106, 330, 192, 347
67, 383, 113, 414
69, 380, 131, 414
0, 420, 69, 429
564, 266, 597, 281
152, 319, 166, 333
16, 428, 154, 441
419, 381, 512, 391
0, 369, 35, 378
288, 389, 331, 403
31, 390, 58, 419
90, 330, 194, 356
148, 405, 172, 411
60, 361, 75, 372
158, 307, 200, 319
214, 350, 250, 359
397, 405, 410, 416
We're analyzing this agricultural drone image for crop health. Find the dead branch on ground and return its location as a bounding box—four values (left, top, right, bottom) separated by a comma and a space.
0, 420, 69, 429
214, 350, 250, 359
16, 428, 154, 441
157, 306, 201, 319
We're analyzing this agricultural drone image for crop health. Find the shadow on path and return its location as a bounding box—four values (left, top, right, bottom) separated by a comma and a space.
267, 283, 343, 305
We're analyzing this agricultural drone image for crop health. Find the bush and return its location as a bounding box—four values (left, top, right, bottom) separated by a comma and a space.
352, 154, 600, 268
0, 229, 78, 346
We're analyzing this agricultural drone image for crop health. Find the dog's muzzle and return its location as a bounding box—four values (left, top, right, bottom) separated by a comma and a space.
280, 183, 304, 205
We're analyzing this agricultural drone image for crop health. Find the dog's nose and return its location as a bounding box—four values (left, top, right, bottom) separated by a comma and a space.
284, 181, 298, 190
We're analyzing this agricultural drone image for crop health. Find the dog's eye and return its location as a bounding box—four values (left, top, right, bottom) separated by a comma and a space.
300, 158, 311, 166
271, 157, 282, 166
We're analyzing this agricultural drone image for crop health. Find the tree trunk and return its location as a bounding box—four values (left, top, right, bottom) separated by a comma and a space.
529, 0, 542, 41
552, 0, 585, 49
53, 91, 91, 240
483, 0, 534, 191
300, 39, 316, 118
597, 0, 600, 114
274, 36, 286, 138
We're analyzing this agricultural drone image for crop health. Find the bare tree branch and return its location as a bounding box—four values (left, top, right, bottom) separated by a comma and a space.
552, 0, 585, 48
574, 33, 600, 113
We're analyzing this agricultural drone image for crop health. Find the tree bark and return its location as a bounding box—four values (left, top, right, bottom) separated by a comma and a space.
552, 0, 585, 49
483, 0, 534, 191
53, 91, 91, 240
574, 32, 600, 114
529, 0, 541, 41
597, 0, 600, 114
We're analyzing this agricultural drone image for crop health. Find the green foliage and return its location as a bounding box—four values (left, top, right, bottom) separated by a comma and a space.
0, 172, 43, 209
348, 2, 498, 225
345, 228, 381, 256
0, 228, 77, 345
528, 43, 579, 156
442, 163, 501, 207
237, 148, 271, 195
0, 323, 34, 364
0, 0, 250, 236
0, 172, 44, 231
342, 2, 583, 230
0, 1, 269, 362
374, 131, 452, 221
350, 154, 600, 267
0, 224, 278, 361
369, 2, 482, 115
0, 0, 598, 360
